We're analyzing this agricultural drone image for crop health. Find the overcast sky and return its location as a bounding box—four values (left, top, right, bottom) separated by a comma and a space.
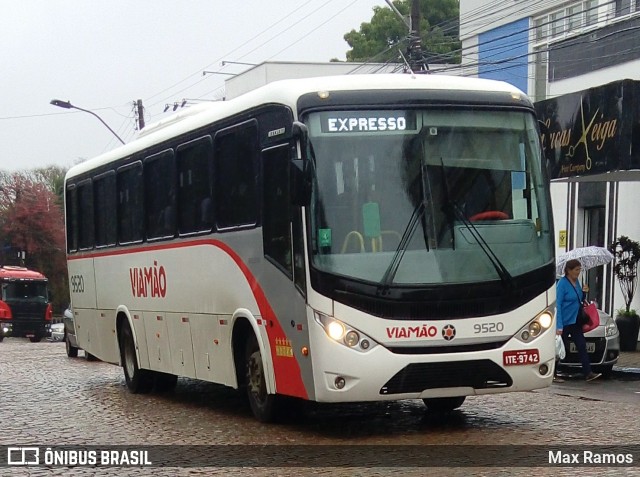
1, 0, 386, 172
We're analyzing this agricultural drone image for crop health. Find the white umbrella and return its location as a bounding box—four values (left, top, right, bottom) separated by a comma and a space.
556, 246, 614, 277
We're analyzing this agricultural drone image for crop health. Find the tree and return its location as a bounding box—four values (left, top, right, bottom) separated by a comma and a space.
0, 172, 68, 313
609, 236, 640, 314
344, 0, 460, 65
33, 165, 68, 209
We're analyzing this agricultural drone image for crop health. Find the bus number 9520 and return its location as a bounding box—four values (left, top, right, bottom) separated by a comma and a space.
474, 322, 504, 334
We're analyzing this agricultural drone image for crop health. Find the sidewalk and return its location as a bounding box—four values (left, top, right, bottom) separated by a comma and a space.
613, 348, 640, 375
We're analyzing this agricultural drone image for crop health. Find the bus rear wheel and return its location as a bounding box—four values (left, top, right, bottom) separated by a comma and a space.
422, 396, 466, 412
65, 334, 79, 357
119, 322, 153, 393
245, 333, 281, 422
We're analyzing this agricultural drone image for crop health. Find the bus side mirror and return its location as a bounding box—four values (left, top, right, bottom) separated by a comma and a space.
290, 159, 311, 207
292, 121, 309, 156
291, 121, 311, 206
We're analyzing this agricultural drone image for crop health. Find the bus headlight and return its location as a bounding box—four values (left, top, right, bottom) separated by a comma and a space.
314, 312, 377, 352
327, 321, 345, 340
515, 306, 554, 343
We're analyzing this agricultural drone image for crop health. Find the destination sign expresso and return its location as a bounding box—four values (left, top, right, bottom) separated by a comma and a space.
319, 111, 417, 134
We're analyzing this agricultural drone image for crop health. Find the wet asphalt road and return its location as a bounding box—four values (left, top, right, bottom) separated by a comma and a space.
1, 338, 639, 476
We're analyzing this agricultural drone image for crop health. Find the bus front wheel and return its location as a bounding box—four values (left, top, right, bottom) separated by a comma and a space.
422, 396, 466, 412
119, 322, 153, 394
245, 333, 281, 422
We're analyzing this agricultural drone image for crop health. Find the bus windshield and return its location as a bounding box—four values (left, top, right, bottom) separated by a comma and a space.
2, 280, 49, 302
306, 108, 554, 286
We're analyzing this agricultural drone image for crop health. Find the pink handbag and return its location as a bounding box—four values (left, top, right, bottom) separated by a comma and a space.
581, 302, 600, 333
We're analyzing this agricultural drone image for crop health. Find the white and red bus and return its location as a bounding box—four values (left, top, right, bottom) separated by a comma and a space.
0, 265, 53, 342
65, 74, 556, 421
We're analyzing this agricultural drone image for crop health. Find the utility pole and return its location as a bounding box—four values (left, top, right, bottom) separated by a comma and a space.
409, 0, 426, 72
135, 99, 145, 130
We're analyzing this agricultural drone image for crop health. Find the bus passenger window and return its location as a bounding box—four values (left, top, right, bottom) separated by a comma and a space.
145, 149, 176, 239
214, 122, 258, 229
176, 137, 212, 234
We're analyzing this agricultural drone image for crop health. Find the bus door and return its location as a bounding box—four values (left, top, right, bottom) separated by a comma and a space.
261, 143, 310, 392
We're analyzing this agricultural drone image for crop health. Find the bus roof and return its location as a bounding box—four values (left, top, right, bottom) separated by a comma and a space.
65, 74, 527, 180
0, 266, 47, 281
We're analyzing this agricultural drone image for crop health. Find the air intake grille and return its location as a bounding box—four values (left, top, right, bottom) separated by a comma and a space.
380, 359, 513, 395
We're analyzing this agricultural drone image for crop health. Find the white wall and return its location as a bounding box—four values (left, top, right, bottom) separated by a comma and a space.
224, 61, 463, 99
612, 182, 640, 314
550, 181, 569, 256
225, 62, 399, 99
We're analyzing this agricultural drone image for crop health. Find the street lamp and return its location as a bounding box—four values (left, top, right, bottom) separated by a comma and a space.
50, 99, 125, 144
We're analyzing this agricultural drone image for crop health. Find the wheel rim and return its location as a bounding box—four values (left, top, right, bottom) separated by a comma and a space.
247, 349, 266, 406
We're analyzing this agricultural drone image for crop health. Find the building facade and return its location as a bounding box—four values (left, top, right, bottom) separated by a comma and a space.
460, 0, 640, 327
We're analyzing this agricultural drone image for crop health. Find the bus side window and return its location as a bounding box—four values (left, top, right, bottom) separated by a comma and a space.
117, 162, 144, 244
214, 121, 258, 229
94, 171, 117, 247
176, 137, 213, 235
145, 149, 176, 239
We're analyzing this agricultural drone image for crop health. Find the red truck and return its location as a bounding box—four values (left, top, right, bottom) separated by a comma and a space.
0, 266, 53, 342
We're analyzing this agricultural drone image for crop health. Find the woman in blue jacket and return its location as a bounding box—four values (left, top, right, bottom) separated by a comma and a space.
556, 259, 601, 382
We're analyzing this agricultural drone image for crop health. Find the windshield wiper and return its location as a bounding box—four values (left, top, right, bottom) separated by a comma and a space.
378, 161, 430, 294
438, 158, 514, 289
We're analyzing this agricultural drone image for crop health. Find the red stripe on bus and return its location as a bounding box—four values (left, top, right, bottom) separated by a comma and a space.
68, 239, 309, 400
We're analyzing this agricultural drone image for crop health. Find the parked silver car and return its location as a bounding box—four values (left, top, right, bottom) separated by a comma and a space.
50, 322, 65, 342
63, 306, 97, 360
559, 308, 620, 376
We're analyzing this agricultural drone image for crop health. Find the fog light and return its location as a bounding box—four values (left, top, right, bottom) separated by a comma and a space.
539, 364, 549, 375
361, 339, 370, 350
521, 330, 530, 340
334, 376, 346, 389
345, 331, 359, 347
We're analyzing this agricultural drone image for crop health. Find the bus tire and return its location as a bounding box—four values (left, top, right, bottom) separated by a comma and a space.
29, 336, 42, 343
65, 334, 79, 358
85, 351, 98, 361
245, 333, 281, 422
154, 372, 178, 392
0, 336, 4, 342
422, 396, 466, 412
119, 322, 153, 394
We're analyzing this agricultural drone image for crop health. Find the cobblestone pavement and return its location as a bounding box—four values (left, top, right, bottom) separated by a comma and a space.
1, 339, 639, 477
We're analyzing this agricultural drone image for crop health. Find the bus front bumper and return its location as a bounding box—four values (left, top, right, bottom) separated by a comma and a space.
309, 325, 555, 403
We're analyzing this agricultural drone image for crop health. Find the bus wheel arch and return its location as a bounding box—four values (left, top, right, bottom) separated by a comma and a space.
117, 312, 153, 394
231, 316, 281, 422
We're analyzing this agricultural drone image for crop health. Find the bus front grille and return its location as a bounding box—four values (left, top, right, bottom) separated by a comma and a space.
380, 360, 513, 395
